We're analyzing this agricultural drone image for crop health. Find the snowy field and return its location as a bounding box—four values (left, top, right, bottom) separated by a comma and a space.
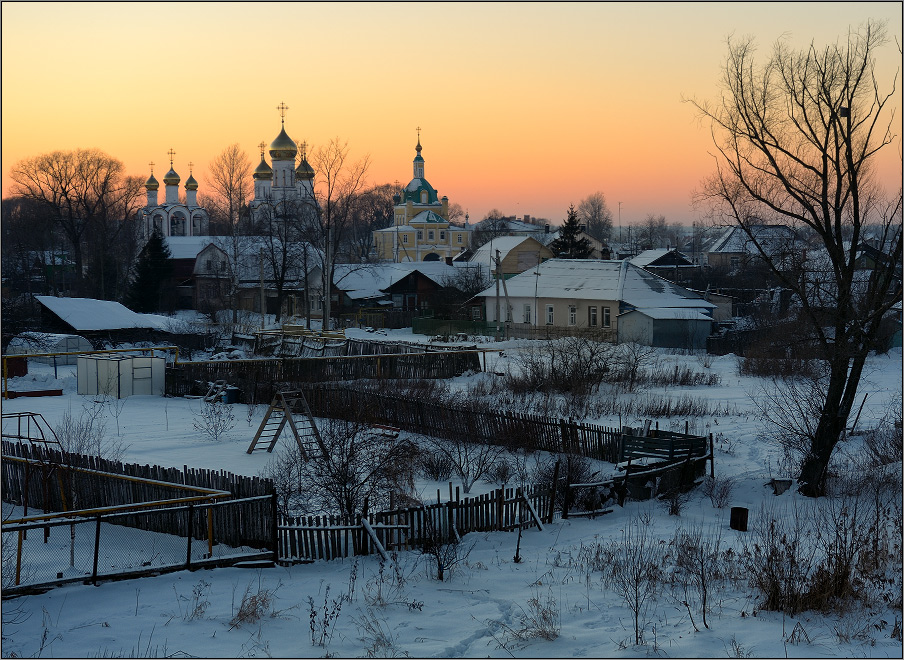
1, 328, 901, 658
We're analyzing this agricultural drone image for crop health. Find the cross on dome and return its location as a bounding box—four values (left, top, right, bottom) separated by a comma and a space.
148, 161, 155, 174
258, 141, 267, 158
277, 101, 289, 125
167, 148, 176, 166
188, 161, 194, 174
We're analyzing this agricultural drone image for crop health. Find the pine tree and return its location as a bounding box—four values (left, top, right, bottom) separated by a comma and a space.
126, 229, 173, 312
550, 205, 593, 258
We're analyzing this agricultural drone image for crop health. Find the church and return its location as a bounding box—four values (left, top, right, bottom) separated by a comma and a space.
137, 149, 210, 239
373, 133, 471, 262
249, 102, 317, 224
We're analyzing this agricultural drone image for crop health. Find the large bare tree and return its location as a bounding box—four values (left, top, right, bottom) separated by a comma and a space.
9, 149, 143, 298
688, 21, 902, 496
577, 191, 613, 242
309, 138, 370, 329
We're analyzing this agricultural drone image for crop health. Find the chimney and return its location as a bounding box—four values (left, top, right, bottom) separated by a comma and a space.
445, 256, 453, 265
545, 224, 550, 233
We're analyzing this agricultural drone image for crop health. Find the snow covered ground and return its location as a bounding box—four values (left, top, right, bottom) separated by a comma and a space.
1, 330, 901, 658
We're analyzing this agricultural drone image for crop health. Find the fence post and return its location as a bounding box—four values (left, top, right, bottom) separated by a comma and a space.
15, 530, 23, 586
92, 515, 102, 585
271, 491, 279, 562
186, 504, 194, 570
547, 459, 560, 524
709, 433, 715, 478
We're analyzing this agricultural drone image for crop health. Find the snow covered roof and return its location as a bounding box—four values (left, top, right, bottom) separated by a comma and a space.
332, 262, 480, 300
34, 296, 173, 331
164, 236, 215, 260
469, 236, 545, 266
409, 210, 447, 224
707, 225, 795, 254
629, 248, 693, 268
474, 259, 715, 312
619, 307, 713, 321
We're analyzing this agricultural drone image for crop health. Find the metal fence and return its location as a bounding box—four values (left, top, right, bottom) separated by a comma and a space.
3, 495, 276, 593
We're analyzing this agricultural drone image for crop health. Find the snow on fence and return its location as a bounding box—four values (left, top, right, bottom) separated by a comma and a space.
165, 351, 483, 402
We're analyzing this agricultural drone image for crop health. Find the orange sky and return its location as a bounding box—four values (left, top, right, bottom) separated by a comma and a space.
2, 2, 901, 226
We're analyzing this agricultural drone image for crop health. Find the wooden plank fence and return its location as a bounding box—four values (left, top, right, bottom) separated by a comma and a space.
1, 440, 275, 551
165, 351, 483, 402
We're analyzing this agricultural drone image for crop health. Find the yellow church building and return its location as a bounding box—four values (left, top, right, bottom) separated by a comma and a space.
373, 135, 471, 262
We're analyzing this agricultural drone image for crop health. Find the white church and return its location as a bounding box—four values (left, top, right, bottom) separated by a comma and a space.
137, 149, 210, 239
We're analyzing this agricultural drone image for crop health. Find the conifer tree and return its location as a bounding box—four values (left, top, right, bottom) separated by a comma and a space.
126, 229, 173, 312
550, 204, 593, 258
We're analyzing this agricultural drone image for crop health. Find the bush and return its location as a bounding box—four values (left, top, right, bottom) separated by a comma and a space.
418, 450, 454, 482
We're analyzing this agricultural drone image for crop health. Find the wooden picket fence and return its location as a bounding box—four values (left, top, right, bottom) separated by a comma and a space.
279, 485, 550, 563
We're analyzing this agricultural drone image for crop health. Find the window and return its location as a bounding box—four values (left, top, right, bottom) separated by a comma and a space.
421, 191, 428, 203
471, 306, 482, 320
416, 230, 423, 240
602, 307, 611, 328
428, 230, 434, 241
546, 305, 554, 325
205, 259, 213, 271
439, 231, 446, 241
589, 306, 598, 327
730, 256, 740, 270
523, 304, 532, 324
457, 233, 463, 244
569, 305, 577, 326
402, 234, 409, 244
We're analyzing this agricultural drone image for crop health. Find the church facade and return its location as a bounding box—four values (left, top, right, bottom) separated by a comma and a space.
373, 135, 470, 262
137, 150, 210, 239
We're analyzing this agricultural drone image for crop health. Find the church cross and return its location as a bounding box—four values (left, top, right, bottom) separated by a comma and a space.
277, 101, 289, 124
300, 140, 307, 159
416, 126, 421, 140
148, 161, 155, 174
188, 161, 194, 174
258, 141, 266, 157
167, 148, 176, 166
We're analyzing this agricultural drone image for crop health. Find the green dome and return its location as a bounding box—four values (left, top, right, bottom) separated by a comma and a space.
269, 126, 297, 160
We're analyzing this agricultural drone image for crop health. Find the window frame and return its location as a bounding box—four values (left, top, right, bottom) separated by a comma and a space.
589, 306, 598, 327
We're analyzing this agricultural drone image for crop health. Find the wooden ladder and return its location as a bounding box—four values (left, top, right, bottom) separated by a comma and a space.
246, 390, 323, 458
204, 380, 228, 403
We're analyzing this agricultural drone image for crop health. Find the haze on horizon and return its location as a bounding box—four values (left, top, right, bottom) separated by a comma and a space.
2, 2, 901, 226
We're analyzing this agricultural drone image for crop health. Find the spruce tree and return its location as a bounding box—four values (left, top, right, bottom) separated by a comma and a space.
126, 229, 173, 312
550, 204, 593, 258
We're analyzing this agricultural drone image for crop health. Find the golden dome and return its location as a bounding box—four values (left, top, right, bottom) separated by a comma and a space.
184, 174, 198, 191
295, 157, 315, 181
163, 167, 180, 186
253, 156, 273, 180
145, 173, 159, 191
269, 126, 297, 160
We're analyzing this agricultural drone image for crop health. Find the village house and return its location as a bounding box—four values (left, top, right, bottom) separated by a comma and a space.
468, 236, 554, 279
474, 259, 717, 349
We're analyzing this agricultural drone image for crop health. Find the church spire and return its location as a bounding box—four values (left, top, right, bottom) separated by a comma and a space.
413, 126, 424, 179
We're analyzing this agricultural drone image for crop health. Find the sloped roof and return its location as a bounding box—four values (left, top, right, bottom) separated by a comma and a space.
475, 259, 715, 311
707, 225, 795, 254
629, 248, 693, 268
619, 307, 713, 321
469, 236, 546, 267
164, 236, 215, 260
332, 262, 478, 300
410, 210, 447, 224
35, 296, 172, 331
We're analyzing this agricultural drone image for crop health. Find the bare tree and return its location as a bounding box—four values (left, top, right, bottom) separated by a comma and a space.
9, 149, 143, 298
577, 191, 613, 242
637, 214, 668, 250
688, 20, 902, 496
309, 138, 371, 330
206, 144, 252, 232
343, 183, 395, 262
423, 434, 504, 494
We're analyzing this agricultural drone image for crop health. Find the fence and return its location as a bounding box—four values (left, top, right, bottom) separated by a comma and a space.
3, 495, 275, 594
166, 351, 483, 403
279, 485, 549, 563
304, 384, 624, 463
411, 317, 499, 338
250, 334, 471, 359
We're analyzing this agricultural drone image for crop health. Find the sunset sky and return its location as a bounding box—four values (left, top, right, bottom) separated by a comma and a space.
2, 2, 901, 226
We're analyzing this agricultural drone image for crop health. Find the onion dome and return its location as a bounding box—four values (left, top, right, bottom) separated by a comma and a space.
253, 155, 273, 180
295, 156, 315, 181
269, 126, 297, 160
145, 173, 159, 191
184, 174, 198, 191
413, 138, 424, 162
163, 167, 180, 186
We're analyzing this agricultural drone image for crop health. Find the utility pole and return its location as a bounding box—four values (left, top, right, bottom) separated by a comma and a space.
494, 249, 501, 341
259, 247, 266, 330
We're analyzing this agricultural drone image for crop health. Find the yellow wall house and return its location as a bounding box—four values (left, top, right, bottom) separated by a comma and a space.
373, 134, 470, 262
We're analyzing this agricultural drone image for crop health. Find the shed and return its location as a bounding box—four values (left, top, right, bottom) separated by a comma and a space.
77, 355, 165, 398
617, 308, 714, 350
7, 333, 93, 365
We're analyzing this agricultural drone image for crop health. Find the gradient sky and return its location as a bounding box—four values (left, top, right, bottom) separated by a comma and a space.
2, 2, 901, 226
